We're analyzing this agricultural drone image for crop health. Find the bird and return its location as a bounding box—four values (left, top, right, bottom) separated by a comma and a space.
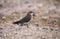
13, 11, 35, 26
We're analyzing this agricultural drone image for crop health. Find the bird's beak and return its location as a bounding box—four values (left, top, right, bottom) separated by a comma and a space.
33, 13, 35, 17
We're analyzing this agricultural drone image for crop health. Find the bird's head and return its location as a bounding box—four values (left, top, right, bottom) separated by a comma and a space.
28, 11, 35, 17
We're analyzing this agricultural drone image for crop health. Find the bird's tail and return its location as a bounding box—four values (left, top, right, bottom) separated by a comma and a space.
13, 21, 19, 24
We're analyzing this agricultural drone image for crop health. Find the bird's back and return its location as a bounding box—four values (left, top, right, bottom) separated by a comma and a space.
13, 13, 31, 24
19, 13, 31, 22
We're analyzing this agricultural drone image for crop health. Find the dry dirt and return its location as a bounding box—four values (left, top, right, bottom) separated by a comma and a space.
0, 0, 60, 39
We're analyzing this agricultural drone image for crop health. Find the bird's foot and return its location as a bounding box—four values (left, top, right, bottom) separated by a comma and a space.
24, 24, 29, 28
26, 24, 29, 28
19, 23, 29, 28
23, 23, 29, 28
19, 24, 23, 26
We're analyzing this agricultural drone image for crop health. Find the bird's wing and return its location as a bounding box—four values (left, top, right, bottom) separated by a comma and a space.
19, 13, 31, 22
13, 13, 31, 24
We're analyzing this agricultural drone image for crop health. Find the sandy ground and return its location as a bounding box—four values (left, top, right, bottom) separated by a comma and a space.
0, 0, 60, 39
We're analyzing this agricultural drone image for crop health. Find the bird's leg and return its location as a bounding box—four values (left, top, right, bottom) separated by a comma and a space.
24, 22, 29, 28
20, 24, 23, 26
19, 23, 29, 28
26, 24, 29, 28
19, 23, 24, 26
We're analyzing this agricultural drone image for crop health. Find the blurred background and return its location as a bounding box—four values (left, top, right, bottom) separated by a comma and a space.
0, 0, 60, 39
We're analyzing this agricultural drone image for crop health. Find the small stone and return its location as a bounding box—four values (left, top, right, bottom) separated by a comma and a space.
0, 31, 3, 33
0, 4, 3, 8
50, 28, 54, 31
35, 24, 39, 27
42, 38, 45, 39
38, 3, 43, 7
0, 28, 3, 30
12, 37, 14, 39
2, 16, 6, 19
42, 28, 48, 29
